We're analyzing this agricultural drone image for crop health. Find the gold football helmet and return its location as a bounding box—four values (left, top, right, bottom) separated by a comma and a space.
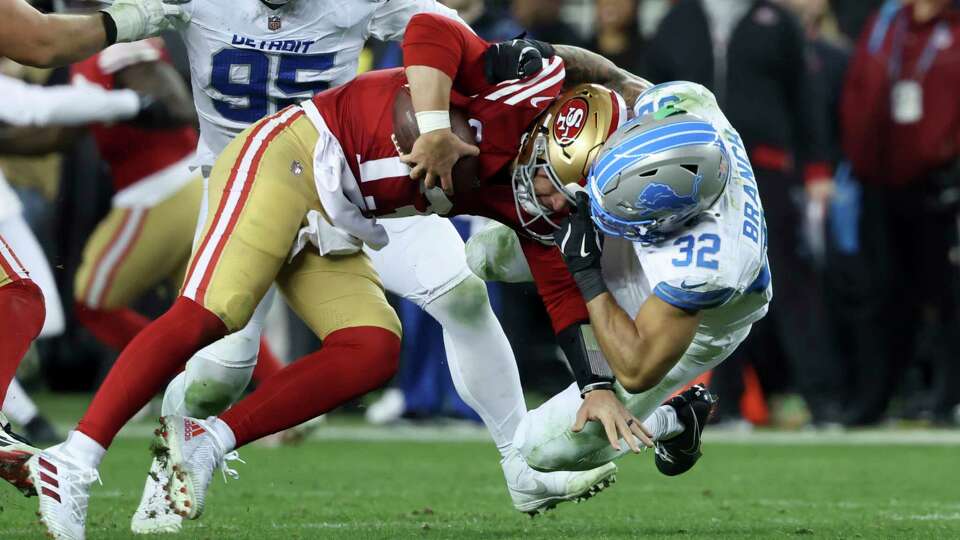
512, 83, 627, 242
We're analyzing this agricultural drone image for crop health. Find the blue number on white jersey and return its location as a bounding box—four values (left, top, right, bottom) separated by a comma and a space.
210, 50, 335, 123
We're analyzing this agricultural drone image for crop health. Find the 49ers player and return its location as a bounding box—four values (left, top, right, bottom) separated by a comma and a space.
146, 13, 656, 524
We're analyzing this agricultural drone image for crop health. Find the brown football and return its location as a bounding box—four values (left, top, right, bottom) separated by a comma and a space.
392, 86, 480, 198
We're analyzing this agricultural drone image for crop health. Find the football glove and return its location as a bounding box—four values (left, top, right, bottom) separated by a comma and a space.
484, 37, 555, 84
101, 0, 191, 44
554, 191, 607, 302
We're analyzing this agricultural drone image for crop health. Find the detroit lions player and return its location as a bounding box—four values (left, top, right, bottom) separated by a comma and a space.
471, 82, 771, 474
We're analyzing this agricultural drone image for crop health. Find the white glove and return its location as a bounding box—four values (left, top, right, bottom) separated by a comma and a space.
101, 0, 191, 43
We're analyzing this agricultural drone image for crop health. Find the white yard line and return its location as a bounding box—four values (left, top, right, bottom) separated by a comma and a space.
107, 422, 960, 445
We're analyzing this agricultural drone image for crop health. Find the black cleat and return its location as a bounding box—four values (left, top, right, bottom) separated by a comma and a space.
654, 384, 716, 477
24, 415, 61, 446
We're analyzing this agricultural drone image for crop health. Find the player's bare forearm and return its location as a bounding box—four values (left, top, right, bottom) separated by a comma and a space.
405, 65, 453, 113
554, 45, 652, 106
0, 1, 107, 67
586, 293, 700, 393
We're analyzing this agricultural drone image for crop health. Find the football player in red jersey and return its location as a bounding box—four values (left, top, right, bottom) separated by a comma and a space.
143, 13, 655, 521
21, 12, 652, 535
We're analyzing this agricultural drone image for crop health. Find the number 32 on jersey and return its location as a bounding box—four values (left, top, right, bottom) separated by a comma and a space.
210, 49, 335, 123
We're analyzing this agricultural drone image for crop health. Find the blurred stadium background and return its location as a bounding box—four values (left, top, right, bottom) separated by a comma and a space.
2, 0, 960, 538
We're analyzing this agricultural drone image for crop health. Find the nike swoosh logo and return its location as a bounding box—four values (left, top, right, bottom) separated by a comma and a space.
510, 477, 550, 496
680, 280, 707, 290
531, 96, 553, 107
580, 236, 589, 257
560, 227, 572, 253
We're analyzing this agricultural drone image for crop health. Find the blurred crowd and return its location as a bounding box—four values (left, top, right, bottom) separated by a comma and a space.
3, 0, 959, 439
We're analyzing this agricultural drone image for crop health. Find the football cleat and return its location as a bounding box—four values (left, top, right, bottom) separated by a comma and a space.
0, 411, 40, 496
153, 416, 241, 520
502, 450, 617, 515
130, 457, 182, 534
28, 447, 101, 540
654, 384, 717, 477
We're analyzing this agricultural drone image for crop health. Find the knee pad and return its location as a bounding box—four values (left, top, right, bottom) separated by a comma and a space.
181, 355, 255, 418
465, 224, 532, 283
183, 375, 245, 418
429, 274, 490, 325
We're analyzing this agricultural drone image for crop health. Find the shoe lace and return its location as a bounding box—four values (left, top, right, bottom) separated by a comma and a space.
219, 451, 244, 482
654, 444, 675, 464
64, 468, 102, 524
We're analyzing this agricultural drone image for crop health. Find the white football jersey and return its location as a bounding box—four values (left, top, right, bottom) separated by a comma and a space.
179, 0, 461, 166
600, 82, 772, 337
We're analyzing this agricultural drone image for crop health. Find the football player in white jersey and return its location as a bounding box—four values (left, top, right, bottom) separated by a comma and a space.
0, 0, 188, 67
125, 1, 617, 534
469, 81, 772, 475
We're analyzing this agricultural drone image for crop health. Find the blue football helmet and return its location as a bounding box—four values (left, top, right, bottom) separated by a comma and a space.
586, 110, 730, 244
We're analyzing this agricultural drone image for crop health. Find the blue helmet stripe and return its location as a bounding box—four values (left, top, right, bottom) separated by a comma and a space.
592, 131, 720, 190
598, 121, 716, 165
591, 121, 717, 179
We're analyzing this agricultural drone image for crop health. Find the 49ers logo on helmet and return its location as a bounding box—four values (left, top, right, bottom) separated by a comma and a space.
553, 98, 589, 146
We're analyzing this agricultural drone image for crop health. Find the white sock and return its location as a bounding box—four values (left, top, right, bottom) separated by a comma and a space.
59, 430, 106, 470
643, 405, 685, 442
206, 417, 237, 454
424, 276, 526, 461
2, 379, 39, 425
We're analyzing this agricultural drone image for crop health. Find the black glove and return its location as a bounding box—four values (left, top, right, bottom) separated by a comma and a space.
554, 191, 608, 302
483, 38, 555, 84
130, 94, 182, 129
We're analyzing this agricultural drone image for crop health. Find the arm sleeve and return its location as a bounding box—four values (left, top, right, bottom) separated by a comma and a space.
519, 237, 590, 334
401, 12, 491, 96
368, 0, 468, 42
0, 74, 140, 127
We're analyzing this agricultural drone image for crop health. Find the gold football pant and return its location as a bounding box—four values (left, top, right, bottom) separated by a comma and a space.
0, 234, 30, 287
74, 174, 203, 309
180, 107, 399, 339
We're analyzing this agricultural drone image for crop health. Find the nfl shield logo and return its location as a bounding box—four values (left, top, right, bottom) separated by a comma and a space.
267, 16, 281, 31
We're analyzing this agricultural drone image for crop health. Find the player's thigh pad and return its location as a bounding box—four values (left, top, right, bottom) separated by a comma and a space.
180, 108, 320, 332
74, 177, 202, 309
364, 215, 473, 307
278, 248, 401, 341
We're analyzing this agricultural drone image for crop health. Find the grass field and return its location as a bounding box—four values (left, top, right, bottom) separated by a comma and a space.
1, 398, 959, 539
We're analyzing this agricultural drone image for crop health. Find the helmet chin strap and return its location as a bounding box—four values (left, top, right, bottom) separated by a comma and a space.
564, 183, 585, 196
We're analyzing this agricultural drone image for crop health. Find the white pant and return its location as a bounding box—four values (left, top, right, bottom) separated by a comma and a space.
515, 326, 752, 471
366, 215, 473, 306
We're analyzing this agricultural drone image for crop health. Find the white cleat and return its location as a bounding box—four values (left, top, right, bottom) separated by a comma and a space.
28, 447, 101, 540
502, 451, 617, 516
0, 412, 39, 496
153, 415, 240, 521
130, 458, 182, 534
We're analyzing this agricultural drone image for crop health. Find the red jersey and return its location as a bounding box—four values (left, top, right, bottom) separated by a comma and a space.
72, 39, 197, 192
310, 13, 588, 332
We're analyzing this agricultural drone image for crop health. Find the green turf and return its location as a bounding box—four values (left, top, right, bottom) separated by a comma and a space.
2, 437, 958, 539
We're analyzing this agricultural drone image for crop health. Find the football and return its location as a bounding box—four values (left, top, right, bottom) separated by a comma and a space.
392, 86, 480, 197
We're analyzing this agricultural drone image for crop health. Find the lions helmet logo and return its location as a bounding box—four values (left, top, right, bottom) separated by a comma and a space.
553, 98, 589, 146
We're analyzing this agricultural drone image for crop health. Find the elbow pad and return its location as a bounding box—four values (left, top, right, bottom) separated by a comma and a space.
557, 323, 615, 396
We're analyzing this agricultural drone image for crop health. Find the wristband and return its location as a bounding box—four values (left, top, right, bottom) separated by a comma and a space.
581, 381, 615, 396
415, 110, 451, 135
573, 268, 609, 303
558, 323, 615, 395
100, 12, 118, 46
